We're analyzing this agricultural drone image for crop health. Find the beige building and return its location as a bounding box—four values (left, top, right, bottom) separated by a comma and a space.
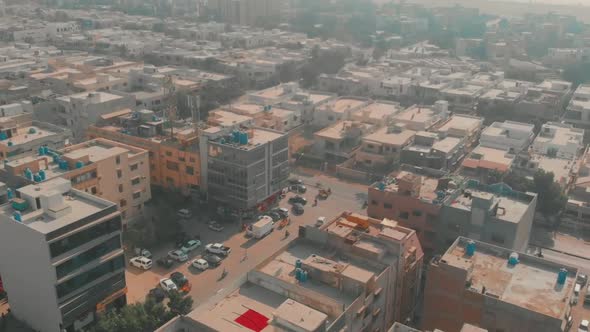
356, 124, 416, 169
2, 138, 151, 223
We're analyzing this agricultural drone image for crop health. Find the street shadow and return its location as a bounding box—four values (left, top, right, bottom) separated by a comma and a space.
240, 237, 258, 249
238, 283, 286, 308
355, 192, 368, 202
530, 226, 556, 248
187, 265, 205, 275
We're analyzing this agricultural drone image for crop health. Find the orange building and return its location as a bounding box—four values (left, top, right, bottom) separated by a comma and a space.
87, 109, 200, 196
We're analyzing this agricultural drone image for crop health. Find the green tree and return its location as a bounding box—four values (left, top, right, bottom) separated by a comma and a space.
562, 62, 590, 87
532, 170, 567, 217
92, 298, 168, 332
167, 291, 194, 316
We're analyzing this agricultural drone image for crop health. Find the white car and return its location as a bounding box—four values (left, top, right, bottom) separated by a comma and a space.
180, 240, 201, 253
205, 243, 231, 256
315, 216, 326, 227
159, 278, 178, 293
168, 250, 189, 262
129, 256, 152, 270
134, 248, 152, 259
580, 320, 589, 332
177, 209, 192, 219
192, 258, 209, 270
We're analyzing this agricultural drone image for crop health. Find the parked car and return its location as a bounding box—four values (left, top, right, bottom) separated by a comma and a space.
159, 278, 178, 293
129, 256, 152, 270
289, 184, 307, 193
148, 288, 166, 303
180, 240, 201, 253
288, 178, 303, 185
579, 319, 589, 332
292, 203, 304, 215
275, 208, 289, 219
170, 272, 189, 288
168, 250, 189, 262
205, 243, 231, 256
177, 209, 192, 219
578, 274, 588, 286
208, 221, 224, 232
268, 212, 282, 222
288, 195, 307, 205
315, 216, 326, 227
192, 258, 209, 270
156, 258, 174, 269
202, 254, 222, 267
134, 248, 152, 259
585, 285, 590, 304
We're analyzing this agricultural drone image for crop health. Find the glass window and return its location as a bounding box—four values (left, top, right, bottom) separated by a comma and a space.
117, 170, 122, 178
131, 178, 140, 186
399, 211, 409, 219
115, 156, 120, 165
49, 217, 122, 258
166, 161, 179, 171
132, 192, 141, 200
384, 203, 393, 209
55, 236, 121, 279
130, 164, 138, 171
186, 166, 194, 175
412, 210, 423, 217
118, 184, 123, 193
56, 255, 124, 298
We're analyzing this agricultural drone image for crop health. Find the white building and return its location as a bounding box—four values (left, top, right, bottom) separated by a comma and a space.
480, 121, 535, 153
532, 122, 585, 160
564, 84, 590, 129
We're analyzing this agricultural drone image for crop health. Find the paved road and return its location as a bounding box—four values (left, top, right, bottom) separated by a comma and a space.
125, 171, 368, 305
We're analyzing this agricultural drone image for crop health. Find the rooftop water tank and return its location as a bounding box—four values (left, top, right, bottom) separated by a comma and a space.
558, 268, 568, 285
75, 161, 84, 169
295, 259, 302, 269
377, 182, 385, 191
239, 132, 248, 145
466, 240, 476, 257
13, 211, 21, 222
28, 127, 36, 134
38, 169, 46, 181
6, 188, 12, 200
33, 174, 41, 182
508, 252, 519, 265
38, 146, 45, 156
0, 132, 7, 140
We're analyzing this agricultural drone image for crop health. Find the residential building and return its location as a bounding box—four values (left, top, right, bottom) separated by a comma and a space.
389, 322, 487, 332
55, 91, 135, 141
563, 148, 590, 230
440, 84, 486, 114
355, 124, 416, 170
350, 101, 402, 126
479, 121, 535, 153
461, 145, 516, 181
158, 211, 423, 332
401, 131, 466, 171
432, 114, 483, 147
1, 138, 151, 223
516, 79, 572, 121
87, 109, 200, 196
313, 97, 371, 128
436, 181, 537, 253
0, 178, 126, 332
221, 103, 302, 132
313, 121, 374, 164
200, 126, 289, 211
368, 170, 463, 256
392, 101, 450, 131
423, 237, 576, 332
0, 103, 71, 160
564, 83, 590, 128
532, 122, 584, 160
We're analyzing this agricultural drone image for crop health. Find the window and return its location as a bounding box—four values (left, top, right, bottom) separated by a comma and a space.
49, 217, 122, 258
412, 210, 423, 217
55, 236, 121, 279
131, 177, 140, 186
384, 203, 393, 209
115, 156, 120, 165
371, 200, 378, 205
167, 161, 179, 171
186, 166, 194, 175
399, 212, 409, 219
165, 151, 172, 157
132, 192, 141, 200
130, 164, 138, 171
71, 171, 97, 185
56, 255, 125, 298
91, 187, 97, 195
118, 184, 123, 193
117, 170, 122, 178
120, 199, 127, 207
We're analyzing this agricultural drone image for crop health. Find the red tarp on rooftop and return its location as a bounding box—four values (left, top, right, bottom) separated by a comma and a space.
234, 309, 269, 332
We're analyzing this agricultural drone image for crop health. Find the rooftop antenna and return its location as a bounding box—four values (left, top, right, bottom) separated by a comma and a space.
187, 94, 201, 137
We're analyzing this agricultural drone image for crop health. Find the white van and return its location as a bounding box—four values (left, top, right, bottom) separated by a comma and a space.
130, 256, 153, 270
575, 283, 581, 296
177, 209, 192, 219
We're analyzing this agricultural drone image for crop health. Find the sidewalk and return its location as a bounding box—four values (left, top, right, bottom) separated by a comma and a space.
531, 225, 590, 260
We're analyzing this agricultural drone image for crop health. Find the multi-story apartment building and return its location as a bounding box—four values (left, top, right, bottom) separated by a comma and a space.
401, 131, 466, 171
158, 211, 423, 332
432, 114, 483, 148
1, 138, 151, 222
200, 126, 289, 211
55, 91, 135, 141
0, 102, 71, 160
436, 180, 537, 253
0, 178, 126, 332
313, 120, 375, 164
423, 237, 576, 332
564, 84, 590, 128
355, 125, 416, 170
88, 109, 200, 196
479, 121, 535, 153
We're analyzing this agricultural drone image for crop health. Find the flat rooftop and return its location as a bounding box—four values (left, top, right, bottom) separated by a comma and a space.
442, 238, 576, 319
377, 171, 444, 202
435, 115, 482, 136
0, 126, 61, 147
530, 154, 576, 186
432, 136, 462, 154
57, 91, 123, 104
535, 123, 584, 149
363, 127, 416, 146
354, 102, 401, 122
442, 84, 484, 97
462, 145, 514, 172
208, 110, 253, 127
224, 103, 264, 116
321, 98, 367, 113
450, 189, 530, 223
393, 105, 439, 130
0, 178, 113, 234
314, 121, 372, 141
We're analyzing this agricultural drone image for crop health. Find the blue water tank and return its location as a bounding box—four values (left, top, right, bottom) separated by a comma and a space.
466, 240, 476, 257
508, 252, 519, 265
75, 161, 84, 169
377, 182, 385, 191
239, 132, 248, 145
43, 146, 49, 155
59, 160, 68, 170
7, 141, 13, 147
558, 268, 568, 285
28, 127, 36, 134
232, 131, 239, 142
295, 259, 302, 269
24, 168, 32, 180
52, 155, 60, 163
33, 174, 41, 182
0, 132, 6, 140
295, 268, 302, 281
7, 188, 12, 200
38, 147, 45, 156
39, 169, 46, 181
301, 270, 308, 283
13, 211, 21, 222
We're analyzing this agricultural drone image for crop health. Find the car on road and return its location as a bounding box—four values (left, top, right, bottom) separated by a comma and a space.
159, 278, 178, 293
315, 216, 326, 227
292, 203, 304, 215
288, 195, 307, 205
168, 250, 188, 262
275, 208, 289, 219
579, 319, 589, 332
134, 248, 152, 259
205, 243, 231, 256
208, 221, 224, 232
289, 184, 307, 193
202, 254, 223, 267
192, 258, 209, 270
268, 212, 282, 222
148, 288, 166, 303
180, 240, 201, 253
288, 178, 303, 185
170, 272, 189, 288
157, 258, 174, 269
177, 209, 192, 219
129, 256, 152, 270
578, 274, 588, 286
